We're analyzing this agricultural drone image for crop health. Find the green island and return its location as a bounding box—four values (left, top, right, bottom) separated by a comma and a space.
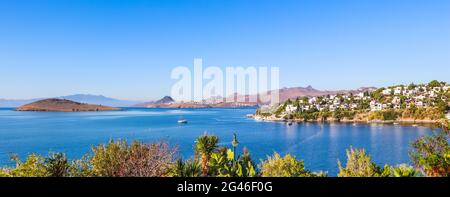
255, 80, 450, 129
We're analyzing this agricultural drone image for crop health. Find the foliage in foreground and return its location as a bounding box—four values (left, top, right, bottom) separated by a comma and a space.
0, 140, 178, 177
1, 131, 449, 177
410, 132, 450, 177
337, 148, 390, 177
260, 153, 312, 177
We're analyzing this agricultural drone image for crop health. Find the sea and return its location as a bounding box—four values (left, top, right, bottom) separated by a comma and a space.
0, 107, 436, 175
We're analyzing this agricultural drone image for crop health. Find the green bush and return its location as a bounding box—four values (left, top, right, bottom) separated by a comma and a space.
3, 154, 47, 177
410, 132, 450, 177
389, 164, 420, 177
90, 140, 177, 177
338, 148, 390, 177
260, 153, 311, 177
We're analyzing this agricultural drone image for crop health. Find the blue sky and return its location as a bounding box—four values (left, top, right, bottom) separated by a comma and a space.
0, 0, 449, 100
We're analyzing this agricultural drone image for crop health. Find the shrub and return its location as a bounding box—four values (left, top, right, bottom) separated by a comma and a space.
337, 148, 390, 177
90, 140, 177, 177
209, 147, 257, 177
7, 154, 47, 177
410, 132, 450, 177
260, 153, 311, 177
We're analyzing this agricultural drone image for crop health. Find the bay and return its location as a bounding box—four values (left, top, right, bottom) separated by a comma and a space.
0, 107, 434, 175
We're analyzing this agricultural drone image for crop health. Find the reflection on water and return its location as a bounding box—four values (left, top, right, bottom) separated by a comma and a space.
0, 107, 435, 175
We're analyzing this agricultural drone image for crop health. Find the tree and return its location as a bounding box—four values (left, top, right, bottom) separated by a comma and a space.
428, 80, 441, 88
260, 153, 311, 177
337, 147, 390, 177
195, 134, 219, 176
408, 83, 417, 90
410, 132, 450, 177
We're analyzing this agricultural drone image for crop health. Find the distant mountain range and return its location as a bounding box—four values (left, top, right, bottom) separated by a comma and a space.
0, 86, 377, 108
204, 85, 377, 105
134, 86, 377, 108
0, 94, 141, 107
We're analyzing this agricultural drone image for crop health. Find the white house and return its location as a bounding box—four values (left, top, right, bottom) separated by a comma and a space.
394, 87, 403, 95
428, 91, 437, 98
415, 95, 425, 100
333, 99, 341, 105
443, 86, 450, 91
285, 104, 297, 113
329, 105, 336, 112
433, 87, 441, 92
415, 101, 424, 107
382, 89, 392, 95
392, 96, 401, 105
371, 103, 383, 111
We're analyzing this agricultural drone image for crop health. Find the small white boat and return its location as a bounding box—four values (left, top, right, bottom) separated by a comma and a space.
412, 124, 418, 127
177, 119, 188, 124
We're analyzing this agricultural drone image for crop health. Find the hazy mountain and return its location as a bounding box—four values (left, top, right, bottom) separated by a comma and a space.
0, 94, 140, 107
154, 96, 175, 104
133, 86, 377, 108
0, 87, 377, 108
59, 94, 139, 107
134, 96, 175, 107
225, 86, 377, 104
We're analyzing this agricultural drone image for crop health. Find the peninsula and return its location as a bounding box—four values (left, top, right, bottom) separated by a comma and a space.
16, 98, 121, 112
253, 80, 450, 127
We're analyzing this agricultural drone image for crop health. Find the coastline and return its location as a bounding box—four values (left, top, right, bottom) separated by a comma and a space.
251, 114, 447, 128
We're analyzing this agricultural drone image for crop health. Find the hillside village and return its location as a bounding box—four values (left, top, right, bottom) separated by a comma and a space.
256, 80, 450, 125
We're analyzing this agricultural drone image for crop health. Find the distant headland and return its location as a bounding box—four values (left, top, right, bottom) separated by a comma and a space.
15, 99, 121, 112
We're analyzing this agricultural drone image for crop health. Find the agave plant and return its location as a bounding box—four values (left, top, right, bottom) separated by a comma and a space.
390, 164, 419, 177
44, 152, 70, 177
170, 158, 201, 177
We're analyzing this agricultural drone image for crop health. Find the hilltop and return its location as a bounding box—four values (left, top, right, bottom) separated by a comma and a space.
16, 99, 121, 112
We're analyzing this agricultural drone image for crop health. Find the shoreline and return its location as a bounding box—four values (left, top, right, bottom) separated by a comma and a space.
251, 114, 447, 128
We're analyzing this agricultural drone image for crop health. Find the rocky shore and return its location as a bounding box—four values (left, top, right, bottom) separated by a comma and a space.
252, 114, 443, 125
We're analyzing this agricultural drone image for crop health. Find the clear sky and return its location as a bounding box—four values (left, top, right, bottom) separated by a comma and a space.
0, 0, 449, 100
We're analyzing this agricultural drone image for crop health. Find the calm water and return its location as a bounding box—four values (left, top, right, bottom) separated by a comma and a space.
0, 107, 436, 175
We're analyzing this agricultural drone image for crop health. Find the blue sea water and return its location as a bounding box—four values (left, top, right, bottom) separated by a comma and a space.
0, 107, 435, 175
